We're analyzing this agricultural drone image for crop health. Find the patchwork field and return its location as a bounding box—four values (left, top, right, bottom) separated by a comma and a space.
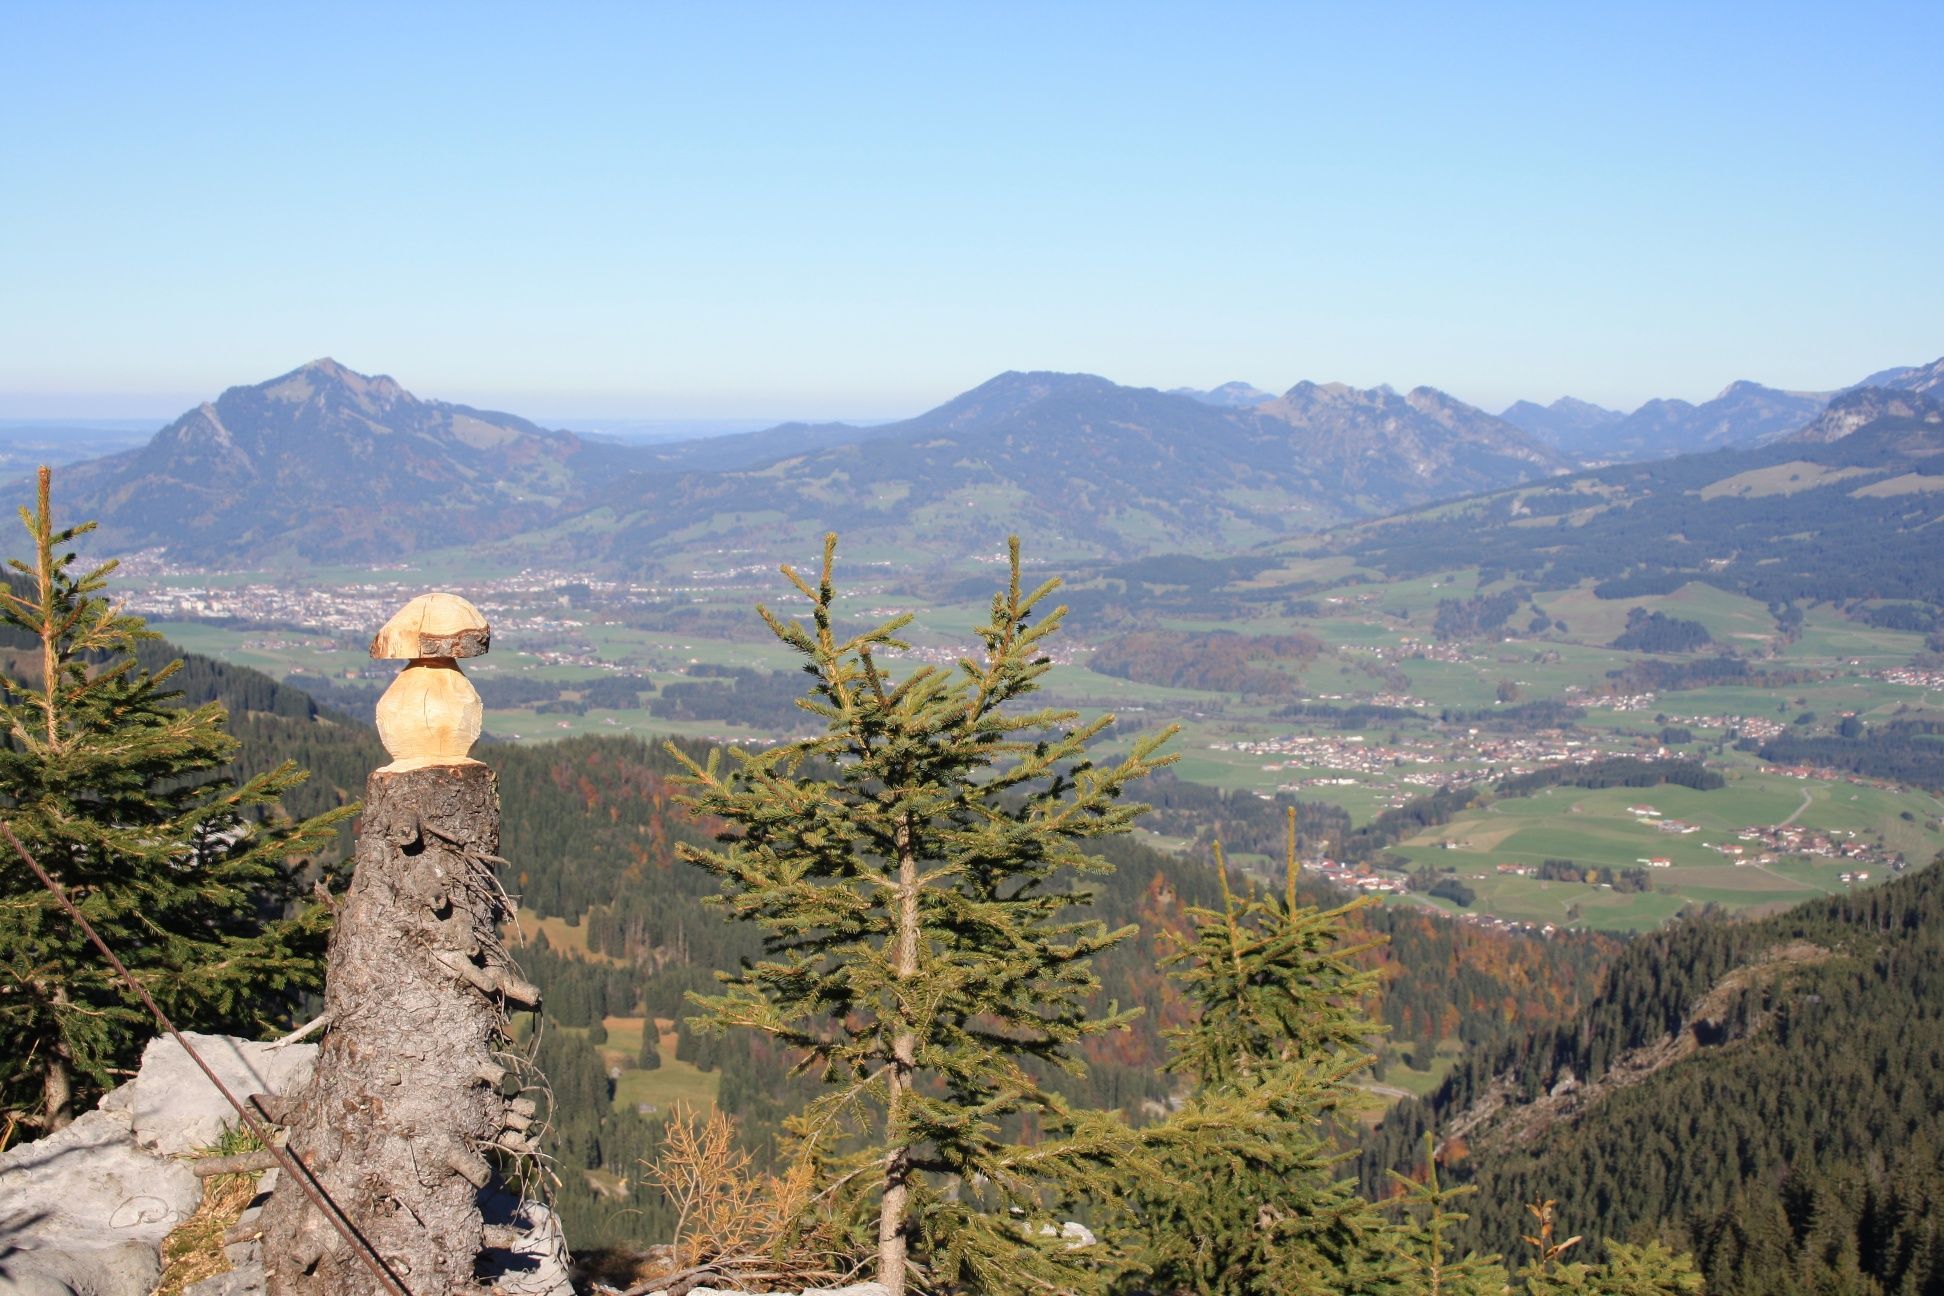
138, 547, 1944, 936
1390, 776, 1940, 931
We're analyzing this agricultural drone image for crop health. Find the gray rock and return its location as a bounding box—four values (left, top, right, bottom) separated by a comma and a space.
2, 1033, 314, 1296
478, 1192, 574, 1296
181, 1253, 263, 1296
0, 1032, 588, 1296
0, 1107, 199, 1296
99, 1033, 314, 1158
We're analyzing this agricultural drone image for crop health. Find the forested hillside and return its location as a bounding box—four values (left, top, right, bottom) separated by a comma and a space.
1323, 400, 1944, 609
480, 732, 1617, 1246
1363, 859, 1944, 1295
149, 641, 1619, 1249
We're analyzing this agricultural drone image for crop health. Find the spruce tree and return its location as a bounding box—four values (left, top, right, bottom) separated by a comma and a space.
673, 535, 1175, 1296
1123, 819, 1393, 1294
0, 470, 351, 1130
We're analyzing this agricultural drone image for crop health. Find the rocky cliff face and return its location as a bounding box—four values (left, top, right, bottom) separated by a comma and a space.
1253, 380, 1570, 499
1791, 386, 1944, 443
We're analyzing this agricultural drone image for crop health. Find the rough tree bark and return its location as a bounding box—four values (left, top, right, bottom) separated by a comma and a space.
259, 763, 539, 1296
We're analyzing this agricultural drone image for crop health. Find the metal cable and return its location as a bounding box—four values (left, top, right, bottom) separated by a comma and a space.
1, 820, 412, 1296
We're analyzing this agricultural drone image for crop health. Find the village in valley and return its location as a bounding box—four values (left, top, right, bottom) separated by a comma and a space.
106, 535, 1944, 938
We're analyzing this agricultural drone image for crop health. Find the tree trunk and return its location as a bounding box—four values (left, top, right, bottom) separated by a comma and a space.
878, 820, 920, 1296
259, 763, 539, 1296
42, 985, 72, 1132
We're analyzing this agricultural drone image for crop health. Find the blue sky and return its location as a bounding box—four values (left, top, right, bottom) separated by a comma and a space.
2, 2, 1938, 421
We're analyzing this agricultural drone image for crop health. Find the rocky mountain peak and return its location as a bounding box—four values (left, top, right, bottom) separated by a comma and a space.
1282, 380, 1371, 406
1551, 396, 1620, 418
50, 361, 593, 562
1258, 379, 1568, 481
256, 357, 409, 413
1791, 386, 1944, 443
1404, 385, 1461, 412
911, 370, 1146, 434
1854, 355, 1944, 396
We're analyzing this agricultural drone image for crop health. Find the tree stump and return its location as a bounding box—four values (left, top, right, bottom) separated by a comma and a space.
260, 595, 541, 1296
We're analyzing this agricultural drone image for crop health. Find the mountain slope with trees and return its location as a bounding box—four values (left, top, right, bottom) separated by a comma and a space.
1312, 392, 1944, 611
1362, 858, 1944, 1295
53, 359, 641, 563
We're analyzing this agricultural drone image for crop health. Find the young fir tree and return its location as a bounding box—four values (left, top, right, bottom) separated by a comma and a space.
1374, 1135, 1510, 1296
673, 535, 1176, 1296
0, 470, 352, 1131
1124, 814, 1394, 1294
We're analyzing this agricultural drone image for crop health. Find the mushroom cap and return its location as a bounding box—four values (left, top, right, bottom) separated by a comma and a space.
370, 592, 491, 660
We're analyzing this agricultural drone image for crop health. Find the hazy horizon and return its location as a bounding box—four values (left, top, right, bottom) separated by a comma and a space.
0, 351, 1931, 432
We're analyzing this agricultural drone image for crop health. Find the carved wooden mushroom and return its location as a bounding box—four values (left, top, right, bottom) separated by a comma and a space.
370, 592, 489, 771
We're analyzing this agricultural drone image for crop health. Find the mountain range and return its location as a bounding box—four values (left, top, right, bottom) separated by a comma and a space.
1309, 385, 1944, 611
34, 353, 1942, 569
1502, 381, 1832, 461
1498, 355, 1944, 461
45, 360, 1567, 567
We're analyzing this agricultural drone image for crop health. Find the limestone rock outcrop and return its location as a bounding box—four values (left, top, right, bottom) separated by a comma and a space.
0, 1031, 570, 1296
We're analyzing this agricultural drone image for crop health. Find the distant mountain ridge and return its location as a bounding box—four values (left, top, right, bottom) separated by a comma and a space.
1499, 355, 1943, 461
1507, 381, 1831, 460
1309, 393, 1944, 609
45, 361, 1574, 568
41, 354, 1940, 568
563, 370, 1573, 571
1850, 355, 1944, 395
1168, 381, 1274, 409
54, 359, 636, 562
1498, 396, 1623, 449
1255, 380, 1570, 501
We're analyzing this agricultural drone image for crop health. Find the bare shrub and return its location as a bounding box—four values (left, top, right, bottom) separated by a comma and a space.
633, 1105, 857, 1295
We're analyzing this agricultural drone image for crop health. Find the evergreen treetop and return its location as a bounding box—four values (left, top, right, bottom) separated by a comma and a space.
1162, 810, 1384, 1087
1374, 1136, 1511, 1296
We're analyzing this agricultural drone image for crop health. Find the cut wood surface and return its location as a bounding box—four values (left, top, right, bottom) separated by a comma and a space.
369, 591, 490, 660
